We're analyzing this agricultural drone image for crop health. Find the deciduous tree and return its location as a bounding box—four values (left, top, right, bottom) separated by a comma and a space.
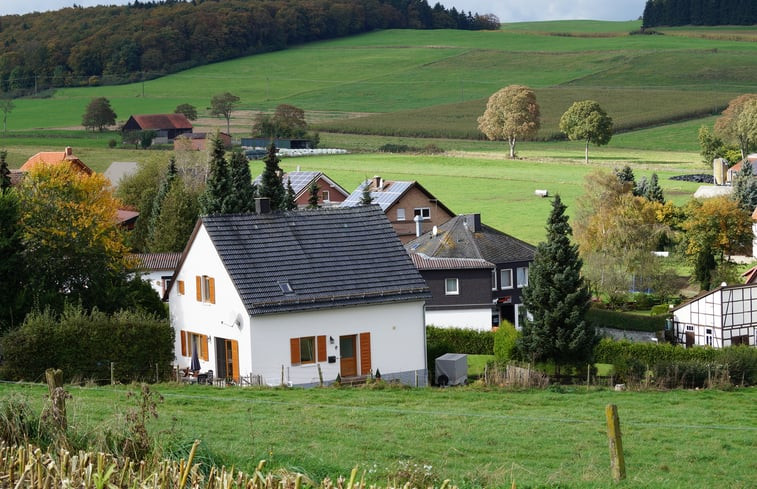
82, 96, 116, 131
559, 100, 613, 164
210, 92, 240, 134
1, 98, 14, 134
0, 187, 27, 332
273, 104, 307, 138
0, 150, 11, 192
147, 178, 200, 253
714, 94, 757, 159
174, 103, 198, 121
518, 195, 594, 373
477, 85, 540, 158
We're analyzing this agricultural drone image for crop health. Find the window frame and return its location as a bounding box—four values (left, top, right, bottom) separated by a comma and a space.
299, 336, 316, 364
413, 207, 431, 220
491, 269, 497, 291
516, 266, 529, 288
500, 269, 513, 290
396, 208, 406, 221
445, 277, 460, 295
321, 190, 330, 202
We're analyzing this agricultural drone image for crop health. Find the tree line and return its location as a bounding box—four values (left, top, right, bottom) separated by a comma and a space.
0, 0, 499, 96
642, 0, 757, 27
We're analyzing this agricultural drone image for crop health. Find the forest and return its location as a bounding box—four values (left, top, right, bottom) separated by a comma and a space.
0, 0, 498, 96
642, 0, 756, 27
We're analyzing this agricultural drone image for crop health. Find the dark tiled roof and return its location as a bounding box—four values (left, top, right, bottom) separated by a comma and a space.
410, 253, 493, 270
130, 114, 193, 130
132, 253, 182, 271
406, 214, 535, 265
202, 205, 430, 315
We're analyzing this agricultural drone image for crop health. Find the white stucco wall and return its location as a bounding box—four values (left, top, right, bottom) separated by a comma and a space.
250, 300, 427, 386
168, 225, 252, 377
426, 308, 492, 331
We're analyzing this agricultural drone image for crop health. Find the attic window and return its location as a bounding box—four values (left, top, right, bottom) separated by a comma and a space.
278, 281, 294, 294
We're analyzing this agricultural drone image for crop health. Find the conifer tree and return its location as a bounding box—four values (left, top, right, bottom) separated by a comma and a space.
258, 143, 285, 210
224, 151, 256, 213
148, 179, 200, 253
283, 178, 297, 211
199, 134, 231, 215
0, 150, 11, 192
148, 157, 177, 245
731, 160, 757, 211
518, 194, 595, 374
307, 179, 320, 209
359, 181, 374, 205
644, 173, 665, 204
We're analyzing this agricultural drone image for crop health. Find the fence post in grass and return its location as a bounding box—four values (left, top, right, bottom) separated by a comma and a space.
605, 404, 626, 482
45, 368, 67, 430
110, 362, 115, 385
155, 363, 159, 383
587, 364, 591, 389
317, 364, 323, 387
281, 365, 284, 386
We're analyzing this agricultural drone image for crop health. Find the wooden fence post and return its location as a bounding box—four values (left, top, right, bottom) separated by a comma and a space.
317, 364, 323, 387
110, 362, 115, 385
45, 368, 67, 430
605, 404, 626, 482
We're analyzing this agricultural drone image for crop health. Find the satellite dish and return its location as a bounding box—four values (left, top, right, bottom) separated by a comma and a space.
222, 312, 243, 329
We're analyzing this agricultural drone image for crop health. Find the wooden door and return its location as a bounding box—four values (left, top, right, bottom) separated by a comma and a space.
340, 335, 357, 377
685, 332, 695, 347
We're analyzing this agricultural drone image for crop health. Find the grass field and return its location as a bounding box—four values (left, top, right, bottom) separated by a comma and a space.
2, 22, 755, 140
1, 382, 754, 489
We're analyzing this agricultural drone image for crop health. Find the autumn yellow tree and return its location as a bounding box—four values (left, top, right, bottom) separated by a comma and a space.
682, 196, 752, 290
714, 94, 757, 159
17, 164, 132, 310
477, 85, 540, 158
574, 171, 671, 300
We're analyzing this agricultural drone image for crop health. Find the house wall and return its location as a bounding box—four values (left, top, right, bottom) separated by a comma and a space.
294, 176, 348, 207
169, 225, 252, 377
752, 220, 757, 258
250, 300, 428, 387
386, 188, 454, 244
673, 286, 757, 347
426, 308, 493, 331
140, 270, 174, 298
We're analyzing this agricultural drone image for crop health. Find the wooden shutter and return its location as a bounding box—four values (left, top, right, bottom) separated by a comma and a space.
200, 334, 209, 361
195, 276, 202, 301
180, 330, 187, 356
317, 335, 327, 362
178, 280, 185, 295
230, 340, 239, 382
290, 337, 300, 365
359, 332, 372, 375
209, 277, 216, 304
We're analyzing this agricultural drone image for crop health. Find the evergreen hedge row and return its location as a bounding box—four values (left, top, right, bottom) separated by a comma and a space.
0, 307, 174, 383
587, 307, 666, 332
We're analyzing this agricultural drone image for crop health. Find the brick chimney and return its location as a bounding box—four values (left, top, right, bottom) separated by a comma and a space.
65, 147, 73, 157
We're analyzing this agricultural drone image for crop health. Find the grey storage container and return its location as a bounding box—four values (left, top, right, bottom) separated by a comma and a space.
435, 353, 467, 386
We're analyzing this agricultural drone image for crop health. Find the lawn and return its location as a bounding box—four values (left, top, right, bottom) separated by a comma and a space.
1, 382, 754, 489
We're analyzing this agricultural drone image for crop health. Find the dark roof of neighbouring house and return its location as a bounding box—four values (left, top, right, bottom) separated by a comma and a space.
405, 214, 536, 265
179, 205, 430, 315
127, 114, 193, 130
131, 253, 182, 271
253, 171, 349, 200
410, 253, 494, 270
341, 177, 455, 216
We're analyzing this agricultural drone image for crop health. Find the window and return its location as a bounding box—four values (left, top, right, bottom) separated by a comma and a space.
290, 335, 327, 365
517, 267, 529, 288
196, 275, 215, 303
397, 208, 406, 221
445, 278, 459, 295
491, 269, 497, 291
500, 269, 513, 289
706, 328, 713, 346
161, 275, 173, 296
278, 281, 294, 294
321, 190, 330, 202
414, 207, 431, 220
180, 330, 208, 360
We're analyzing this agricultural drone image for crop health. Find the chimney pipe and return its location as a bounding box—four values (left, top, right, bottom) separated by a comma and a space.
473, 214, 481, 232
255, 197, 271, 214
373, 175, 382, 190
414, 214, 422, 237
65, 146, 73, 157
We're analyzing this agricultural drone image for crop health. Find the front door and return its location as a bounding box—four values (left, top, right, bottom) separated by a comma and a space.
340, 335, 357, 377
215, 337, 239, 382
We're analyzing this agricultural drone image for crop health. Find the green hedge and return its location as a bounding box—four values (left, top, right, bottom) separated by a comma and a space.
426, 326, 493, 381
587, 307, 666, 332
0, 307, 174, 383
594, 338, 757, 386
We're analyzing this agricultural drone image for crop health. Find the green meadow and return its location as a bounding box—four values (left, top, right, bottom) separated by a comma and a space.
1, 383, 755, 489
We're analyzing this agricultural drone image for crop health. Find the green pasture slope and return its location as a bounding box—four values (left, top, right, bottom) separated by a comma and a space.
3, 21, 755, 137
1, 383, 755, 489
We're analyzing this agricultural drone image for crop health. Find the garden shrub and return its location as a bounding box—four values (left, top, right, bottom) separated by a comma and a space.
587, 307, 665, 332
378, 143, 413, 153
650, 304, 670, 316
493, 321, 518, 362
0, 306, 174, 383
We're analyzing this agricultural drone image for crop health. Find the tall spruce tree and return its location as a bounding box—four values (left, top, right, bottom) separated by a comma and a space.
518, 194, 595, 374
258, 143, 285, 210
0, 150, 11, 192
148, 157, 177, 245
224, 151, 257, 213
307, 179, 320, 209
283, 178, 297, 211
731, 160, 757, 211
644, 173, 665, 204
359, 181, 374, 205
199, 134, 231, 215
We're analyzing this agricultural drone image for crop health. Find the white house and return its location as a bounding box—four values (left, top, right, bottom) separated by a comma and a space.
131, 253, 182, 298
166, 203, 431, 387
671, 283, 757, 348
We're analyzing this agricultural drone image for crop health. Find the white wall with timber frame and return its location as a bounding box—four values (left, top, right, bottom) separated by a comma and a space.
672, 284, 757, 348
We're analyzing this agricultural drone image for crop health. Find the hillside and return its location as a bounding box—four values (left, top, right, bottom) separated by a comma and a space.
1, 21, 754, 142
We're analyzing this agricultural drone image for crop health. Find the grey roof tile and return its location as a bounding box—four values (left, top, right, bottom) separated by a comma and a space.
202, 205, 429, 315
